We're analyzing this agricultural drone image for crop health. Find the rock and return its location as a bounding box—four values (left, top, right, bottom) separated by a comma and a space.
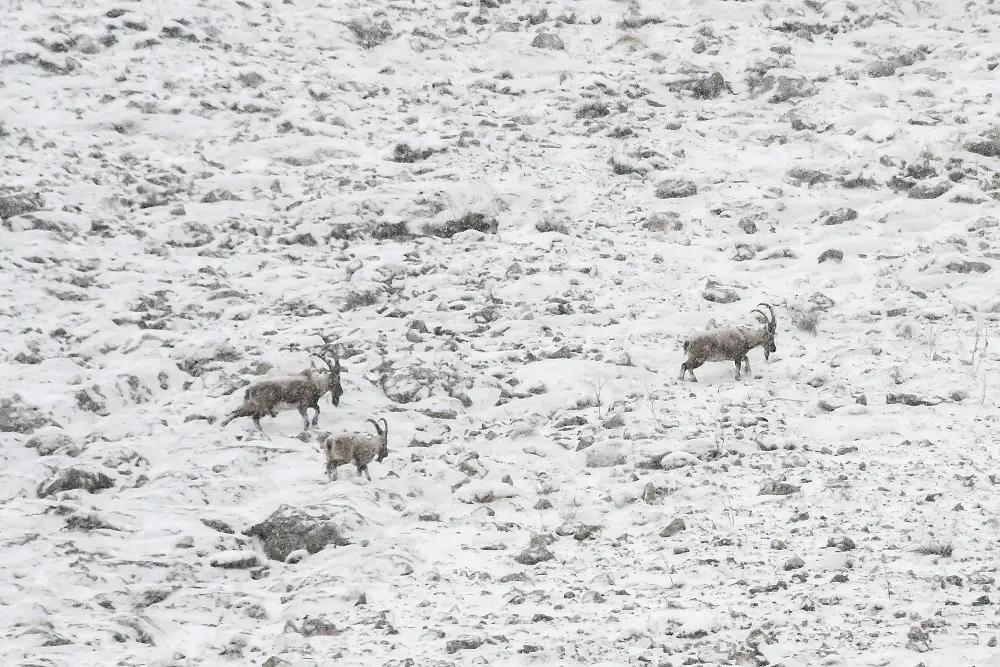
907, 625, 931, 652
423, 406, 457, 420
101, 446, 149, 475
262, 658, 292, 667
693, 72, 727, 99
75, 386, 109, 415
660, 518, 686, 537
530, 532, 556, 547
531, 32, 564, 50
944, 259, 990, 274
892, 49, 926, 67
515, 545, 554, 565
200, 189, 239, 204
817, 399, 839, 413
731, 242, 755, 261
539, 345, 573, 359
576, 101, 610, 119
554, 521, 599, 541
201, 518, 235, 534
0, 394, 55, 433
602, 413, 625, 429
176, 341, 242, 377
37, 467, 115, 498
134, 587, 177, 608
299, 616, 339, 637
737, 216, 759, 234
277, 232, 317, 246
446, 636, 485, 654
817, 249, 844, 264
885, 392, 942, 407
751, 75, 816, 103
809, 292, 836, 311
534, 499, 553, 510
702, 287, 740, 303
25, 427, 84, 456
423, 212, 498, 238
787, 168, 832, 186
758, 481, 800, 496
864, 61, 897, 77
827, 536, 856, 551
817, 208, 858, 225
161, 21, 203, 42
244, 504, 363, 561
908, 179, 952, 199
346, 18, 393, 49
789, 112, 816, 131
284, 549, 308, 564
457, 454, 487, 479
644, 212, 682, 232
379, 364, 458, 404
390, 143, 437, 164
554, 415, 587, 429
7, 211, 83, 240
654, 179, 698, 199
167, 221, 214, 248
967, 216, 999, 232
642, 482, 671, 504
64, 511, 121, 532
457, 480, 520, 503
410, 422, 451, 448
0, 192, 45, 220
237, 70, 265, 88
965, 129, 1000, 158
584, 440, 626, 468
209, 551, 260, 569
783, 555, 805, 570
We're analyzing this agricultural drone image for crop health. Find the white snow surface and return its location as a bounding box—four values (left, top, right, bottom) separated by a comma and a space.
1, 0, 1000, 665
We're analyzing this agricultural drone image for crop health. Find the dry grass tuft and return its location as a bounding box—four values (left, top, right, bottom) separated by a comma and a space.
791, 308, 821, 335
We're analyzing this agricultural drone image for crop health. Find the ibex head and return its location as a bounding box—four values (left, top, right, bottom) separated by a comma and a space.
750, 303, 778, 359
311, 350, 344, 405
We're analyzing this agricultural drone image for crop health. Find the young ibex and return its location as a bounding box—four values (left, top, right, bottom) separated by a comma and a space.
323, 418, 389, 482
679, 303, 777, 382
220, 352, 345, 431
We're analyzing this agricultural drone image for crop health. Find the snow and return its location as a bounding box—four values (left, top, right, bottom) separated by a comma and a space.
1, 0, 1000, 664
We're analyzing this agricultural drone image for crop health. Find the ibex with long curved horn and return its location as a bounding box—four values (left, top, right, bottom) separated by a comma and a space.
679, 303, 777, 382
221, 350, 345, 431
323, 417, 389, 482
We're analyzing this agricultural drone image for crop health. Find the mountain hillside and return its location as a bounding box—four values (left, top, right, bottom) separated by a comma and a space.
2, 0, 999, 665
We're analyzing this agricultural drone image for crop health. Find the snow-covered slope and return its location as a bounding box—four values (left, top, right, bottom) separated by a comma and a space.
2, 0, 999, 664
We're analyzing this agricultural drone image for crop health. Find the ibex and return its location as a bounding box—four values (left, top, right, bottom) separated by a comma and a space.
679, 303, 777, 382
221, 351, 345, 431
323, 418, 389, 482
